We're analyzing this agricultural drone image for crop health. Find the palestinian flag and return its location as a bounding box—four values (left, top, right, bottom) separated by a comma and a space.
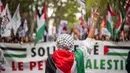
34, 3, 47, 45
0, 47, 27, 58
106, 4, 116, 37
104, 46, 129, 56
114, 0, 127, 37
114, 13, 123, 37
11, 4, 21, 35
45, 49, 85, 73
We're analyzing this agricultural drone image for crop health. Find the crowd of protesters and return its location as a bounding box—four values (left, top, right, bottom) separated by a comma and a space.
0, 10, 130, 43
0, 2, 130, 43
0, 23, 130, 44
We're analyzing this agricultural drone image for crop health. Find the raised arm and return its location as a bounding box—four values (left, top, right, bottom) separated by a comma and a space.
88, 7, 100, 38
80, 7, 100, 59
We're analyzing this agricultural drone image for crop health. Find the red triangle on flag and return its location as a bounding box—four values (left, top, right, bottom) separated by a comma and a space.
107, 4, 116, 16
43, 3, 47, 20
104, 46, 109, 55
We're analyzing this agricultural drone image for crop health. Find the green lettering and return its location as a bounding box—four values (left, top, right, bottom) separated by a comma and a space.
114, 60, 119, 70
86, 59, 92, 69
120, 60, 123, 70
94, 59, 98, 69
100, 59, 105, 69
107, 60, 112, 70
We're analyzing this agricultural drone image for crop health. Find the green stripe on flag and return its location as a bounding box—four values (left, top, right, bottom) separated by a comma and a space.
106, 21, 113, 36
106, 52, 128, 56
74, 49, 85, 73
34, 22, 46, 45
4, 54, 27, 58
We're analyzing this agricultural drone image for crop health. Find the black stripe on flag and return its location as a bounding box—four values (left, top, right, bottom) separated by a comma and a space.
0, 47, 26, 51
105, 46, 130, 49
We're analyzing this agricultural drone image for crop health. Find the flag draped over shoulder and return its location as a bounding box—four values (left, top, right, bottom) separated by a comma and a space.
45, 49, 85, 73
11, 4, 21, 35
74, 49, 85, 73
34, 3, 47, 45
106, 4, 116, 37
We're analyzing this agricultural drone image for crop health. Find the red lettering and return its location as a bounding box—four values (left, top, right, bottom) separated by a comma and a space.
12, 61, 17, 71
38, 61, 43, 70
18, 62, 23, 71
30, 61, 36, 70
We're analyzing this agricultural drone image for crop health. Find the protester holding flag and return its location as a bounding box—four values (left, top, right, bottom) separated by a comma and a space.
106, 3, 116, 38
0, 3, 11, 38
34, 3, 47, 44
45, 7, 100, 73
11, 4, 21, 36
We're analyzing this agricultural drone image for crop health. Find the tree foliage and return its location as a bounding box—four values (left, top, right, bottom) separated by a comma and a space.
2, 0, 80, 28
46, 0, 80, 28
1, 0, 129, 31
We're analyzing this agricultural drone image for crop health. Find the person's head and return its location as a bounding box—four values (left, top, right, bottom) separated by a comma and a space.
20, 37, 24, 42
56, 34, 74, 50
105, 35, 110, 41
24, 36, 29, 43
95, 34, 99, 40
102, 35, 105, 41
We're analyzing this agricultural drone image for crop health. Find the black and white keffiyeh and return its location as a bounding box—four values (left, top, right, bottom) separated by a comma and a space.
56, 34, 74, 50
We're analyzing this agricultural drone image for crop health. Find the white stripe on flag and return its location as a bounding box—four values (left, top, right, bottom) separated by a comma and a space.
37, 14, 45, 31
3, 50, 26, 55
107, 11, 113, 29
108, 48, 129, 53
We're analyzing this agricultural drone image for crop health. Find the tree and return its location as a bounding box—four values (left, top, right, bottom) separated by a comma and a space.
2, 0, 80, 33
46, 0, 80, 28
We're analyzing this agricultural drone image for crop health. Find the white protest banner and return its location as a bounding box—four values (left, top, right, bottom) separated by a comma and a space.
0, 41, 129, 73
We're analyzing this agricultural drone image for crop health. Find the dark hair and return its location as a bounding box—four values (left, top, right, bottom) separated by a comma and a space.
63, 26, 67, 31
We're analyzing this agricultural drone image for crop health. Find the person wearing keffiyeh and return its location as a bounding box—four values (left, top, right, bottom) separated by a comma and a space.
45, 7, 100, 73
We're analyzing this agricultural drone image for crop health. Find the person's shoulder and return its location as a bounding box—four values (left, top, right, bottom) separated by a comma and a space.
74, 49, 84, 57
128, 51, 130, 54
82, 38, 94, 45
84, 38, 93, 42
128, 51, 130, 56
